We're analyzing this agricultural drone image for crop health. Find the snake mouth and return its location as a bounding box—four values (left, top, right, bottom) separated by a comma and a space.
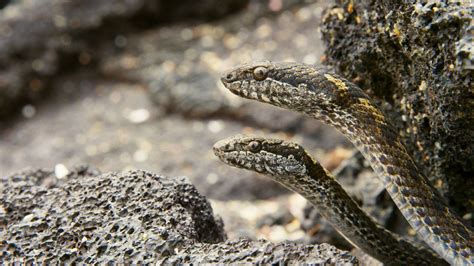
220, 78, 244, 97
213, 137, 238, 163
212, 141, 225, 158
220, 76, 229, 87
213, 138, 233, 153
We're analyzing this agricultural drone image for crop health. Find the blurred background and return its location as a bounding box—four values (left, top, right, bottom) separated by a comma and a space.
0, 0, 423, 252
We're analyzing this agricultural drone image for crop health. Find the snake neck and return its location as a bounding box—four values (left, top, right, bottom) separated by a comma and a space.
274, 164, 445, 265
311, 107, 474, 265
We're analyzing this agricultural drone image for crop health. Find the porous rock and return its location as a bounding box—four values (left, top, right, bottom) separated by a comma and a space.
321, 0, 473, 215
0, 166, 225, 263
0, 166, 356, 264
164, 239, 357, 264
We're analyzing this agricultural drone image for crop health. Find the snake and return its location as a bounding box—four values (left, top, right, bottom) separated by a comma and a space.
213, 135, 446, 265
218, 62, 473, 265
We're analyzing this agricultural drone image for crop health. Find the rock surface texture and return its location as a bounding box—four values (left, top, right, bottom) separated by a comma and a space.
0, 167, 355, 264
1, 167, 225, 263
321, 0, 473, 216
163, 239, 357, 264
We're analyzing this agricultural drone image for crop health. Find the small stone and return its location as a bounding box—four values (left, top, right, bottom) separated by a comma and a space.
55, 164, 69, 179
22, 104, 36, 118
126, 109, 150, 124
206, 173, 219, 184
133, 150, 148, 162
207, 120, 224, 133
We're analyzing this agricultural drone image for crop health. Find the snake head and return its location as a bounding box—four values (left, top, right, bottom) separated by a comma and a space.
221, 62, 371, 122
213, 135, 312, 179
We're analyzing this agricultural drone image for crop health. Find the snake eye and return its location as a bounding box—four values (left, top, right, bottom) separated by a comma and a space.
253, 67, 268, 81
248, 141, 261, 152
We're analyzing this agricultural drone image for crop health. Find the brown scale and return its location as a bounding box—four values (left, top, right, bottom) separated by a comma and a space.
220, 62, 474, 265
214, 135, 446, 265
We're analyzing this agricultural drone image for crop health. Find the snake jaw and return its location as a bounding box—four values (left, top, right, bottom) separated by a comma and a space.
220, 62, 352, 124
214, 136, 312, 181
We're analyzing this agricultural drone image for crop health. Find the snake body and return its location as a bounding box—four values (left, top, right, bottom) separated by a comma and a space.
214, 135, 445, 265
219, 62, 473, 265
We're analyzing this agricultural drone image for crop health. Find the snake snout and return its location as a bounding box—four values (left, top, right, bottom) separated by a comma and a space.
213, 139, 233, 157
212, 141, 225, 156
220, 76, 229, 86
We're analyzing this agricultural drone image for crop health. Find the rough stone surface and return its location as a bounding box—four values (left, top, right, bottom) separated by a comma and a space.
0, 167, 225, 263
321, 0, 473, 216
0, 167, 356, 264
164, 239, 358, 265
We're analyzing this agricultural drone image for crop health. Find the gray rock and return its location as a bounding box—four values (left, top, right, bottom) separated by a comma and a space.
163, 239, 358, 265
0, 0, 249, 119
1, 167, 225, 263
0, 166, 356, 264
321, 0, 473, 215
100, 0, 328, 124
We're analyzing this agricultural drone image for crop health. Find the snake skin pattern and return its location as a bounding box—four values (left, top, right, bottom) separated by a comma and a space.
220, 62, 473, 265
214, 136, 446, 265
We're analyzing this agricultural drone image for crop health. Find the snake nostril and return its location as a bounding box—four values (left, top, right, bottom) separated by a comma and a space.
226, 73, 233, 81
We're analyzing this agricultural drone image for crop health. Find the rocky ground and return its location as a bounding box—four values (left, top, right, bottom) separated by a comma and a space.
1, 167, 356, 263
0, 0, 366, 243
0, 0, 370, 262
1, 0, 470, 264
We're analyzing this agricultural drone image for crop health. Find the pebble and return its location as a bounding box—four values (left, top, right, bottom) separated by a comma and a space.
126, 108, 150, 124
133, 149, 148, 162
55, 164, 69, 179
22, 104, 36, 118
207, 120, 224, 133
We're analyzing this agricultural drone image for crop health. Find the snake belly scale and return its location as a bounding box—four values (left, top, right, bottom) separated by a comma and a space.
219, 62, 473, 265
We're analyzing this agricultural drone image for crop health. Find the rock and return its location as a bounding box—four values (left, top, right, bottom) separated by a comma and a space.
0, 0, 250, 119
301, 206, 353, 250
321, 0, 473, 215
99, 0, 329, 128
164, 239, 358, 264
0, 0, 10, 9
256, 208, 295, 228
0, 166, 356, 264
1, 167, 225, 263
